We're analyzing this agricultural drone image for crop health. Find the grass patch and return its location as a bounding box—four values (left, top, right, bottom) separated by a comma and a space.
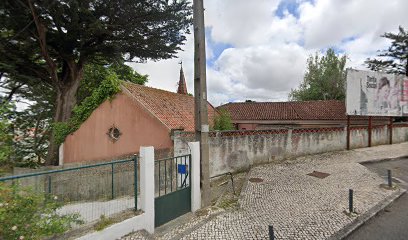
94, 215, 115, 231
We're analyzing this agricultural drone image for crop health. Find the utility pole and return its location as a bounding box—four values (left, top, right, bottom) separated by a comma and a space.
193, 0, 211, 207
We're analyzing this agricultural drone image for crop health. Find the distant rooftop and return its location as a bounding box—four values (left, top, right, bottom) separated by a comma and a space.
218, 100, 371, 121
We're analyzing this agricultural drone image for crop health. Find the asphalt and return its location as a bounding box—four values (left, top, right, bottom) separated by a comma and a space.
345, 158, 408, 240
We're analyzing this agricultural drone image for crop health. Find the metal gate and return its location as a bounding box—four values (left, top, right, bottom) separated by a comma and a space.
154, 154, 191, 227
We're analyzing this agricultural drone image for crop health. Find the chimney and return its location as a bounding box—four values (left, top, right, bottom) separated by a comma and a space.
177, 63, 188, 95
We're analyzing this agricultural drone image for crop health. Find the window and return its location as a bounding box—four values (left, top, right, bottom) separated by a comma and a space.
107, 126, 122, 142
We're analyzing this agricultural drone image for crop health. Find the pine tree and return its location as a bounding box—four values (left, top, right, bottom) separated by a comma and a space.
366, 26, 408, 76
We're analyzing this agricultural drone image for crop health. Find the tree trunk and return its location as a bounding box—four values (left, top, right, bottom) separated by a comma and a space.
45, 65, 83, 165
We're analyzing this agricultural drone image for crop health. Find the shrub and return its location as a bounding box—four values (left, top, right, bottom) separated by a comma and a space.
213, 109, 235, 130
0, 183, 83, 239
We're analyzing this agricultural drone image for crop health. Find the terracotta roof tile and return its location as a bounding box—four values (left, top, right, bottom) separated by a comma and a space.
122, 82, 216, 131
218, 100, 386, 121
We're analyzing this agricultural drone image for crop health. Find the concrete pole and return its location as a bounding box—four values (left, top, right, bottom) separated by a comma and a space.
193, 0, 211, 207
189, 142, 202, 212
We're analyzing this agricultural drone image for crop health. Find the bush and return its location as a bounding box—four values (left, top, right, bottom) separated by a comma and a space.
0, 103, 13, 164
213, 109, 235, 131
0, 183, 83, 239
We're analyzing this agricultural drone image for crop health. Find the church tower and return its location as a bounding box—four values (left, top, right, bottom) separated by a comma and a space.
177, 63, 188, 95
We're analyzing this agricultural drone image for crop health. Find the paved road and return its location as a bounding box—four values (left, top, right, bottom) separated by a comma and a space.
346, 158, 408, 240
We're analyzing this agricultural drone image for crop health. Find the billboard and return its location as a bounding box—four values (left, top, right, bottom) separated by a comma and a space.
346, 69, 408, 116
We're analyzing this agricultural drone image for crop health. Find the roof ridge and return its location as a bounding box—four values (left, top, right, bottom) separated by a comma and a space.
122, 81, 194, 99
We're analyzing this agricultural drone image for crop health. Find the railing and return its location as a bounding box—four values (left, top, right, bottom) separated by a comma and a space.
0, 155, 139, 224
154, 154, 191, 197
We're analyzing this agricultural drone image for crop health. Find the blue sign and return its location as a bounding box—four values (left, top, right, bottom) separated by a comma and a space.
178, 164, 188, 174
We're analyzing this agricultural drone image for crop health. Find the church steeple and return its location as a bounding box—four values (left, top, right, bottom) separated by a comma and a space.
177, 62, 188, 95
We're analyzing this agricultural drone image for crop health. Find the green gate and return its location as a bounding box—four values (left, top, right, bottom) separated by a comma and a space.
154, 154, 191, 227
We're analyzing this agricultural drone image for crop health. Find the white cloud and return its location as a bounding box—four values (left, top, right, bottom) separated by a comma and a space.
128, 31, 195, 95
131, 0, 408, 107
205, 0, 281, 47
206, 43, 309, 105
299, 0, 408, 48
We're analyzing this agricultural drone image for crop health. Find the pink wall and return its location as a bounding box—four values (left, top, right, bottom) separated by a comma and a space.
237, 123, 257, 130
63, 93, 172, 164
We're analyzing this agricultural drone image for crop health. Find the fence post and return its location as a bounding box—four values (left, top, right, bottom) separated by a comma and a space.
189, 142, 201, 212
388, 170, 392, 188
140, 146, 155, 234
133, 154, 138, 211
286, 128, 293, 157
48, 175, 52, 194
349, 189, 354, 213
346, 115, 350, 150
389, 117, 393, 144
111, 163, 114, 199
269, 225, 274, 240
368, 116, 372, 147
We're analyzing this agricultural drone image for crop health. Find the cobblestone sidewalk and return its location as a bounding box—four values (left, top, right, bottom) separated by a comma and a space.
125, 142, 408, 240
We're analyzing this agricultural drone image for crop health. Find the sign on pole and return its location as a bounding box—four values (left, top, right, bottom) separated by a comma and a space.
346, 69, 408, 116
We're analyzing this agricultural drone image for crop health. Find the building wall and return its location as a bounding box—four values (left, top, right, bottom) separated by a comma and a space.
237, 123, 257, 130
63, 93, 172, 164
174, 125, 408, 177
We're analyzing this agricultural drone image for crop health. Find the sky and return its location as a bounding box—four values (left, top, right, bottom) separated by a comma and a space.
129, 0, 408, 107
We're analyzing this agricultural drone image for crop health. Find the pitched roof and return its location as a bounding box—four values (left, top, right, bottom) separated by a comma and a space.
122, 82, 216, 131
218, 100, 349, 121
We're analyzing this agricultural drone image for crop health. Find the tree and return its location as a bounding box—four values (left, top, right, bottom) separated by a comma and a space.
0, 103, 13, 170
289, 48, 347, 101
0, 61, 148, 167
366, 26, 408, 76
0, 0, 191, 165
213, 109, 235, 131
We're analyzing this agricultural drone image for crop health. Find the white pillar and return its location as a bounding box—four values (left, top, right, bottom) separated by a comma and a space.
140, 146, 155, 234
188, 142, 201, 212
58, 143, 64, 166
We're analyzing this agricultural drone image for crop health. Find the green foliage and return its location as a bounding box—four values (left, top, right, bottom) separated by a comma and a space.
0, 103, 13, 168
213, 110, 235, 130
77, 61, 148, 103
0, 0, 192, 163
94, 215, 115, 231
366, 26, 408, 76
289, 48, 347, 101
54, 71, 121, 144
0, 183, 83, 239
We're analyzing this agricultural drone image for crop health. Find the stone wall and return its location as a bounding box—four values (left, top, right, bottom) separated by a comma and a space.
174, 124, 408, 177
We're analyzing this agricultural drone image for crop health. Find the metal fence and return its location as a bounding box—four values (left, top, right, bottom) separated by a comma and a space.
0, 156, 139, 224
154, 154, 191, 197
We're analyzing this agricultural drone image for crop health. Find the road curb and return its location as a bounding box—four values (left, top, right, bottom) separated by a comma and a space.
359, 155, 408, 164
328, 188, 406, 240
